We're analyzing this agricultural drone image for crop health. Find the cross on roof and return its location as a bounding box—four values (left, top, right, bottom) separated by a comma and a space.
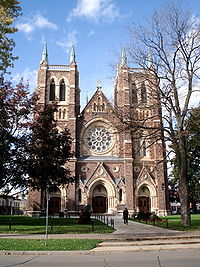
97, 80, 101, 88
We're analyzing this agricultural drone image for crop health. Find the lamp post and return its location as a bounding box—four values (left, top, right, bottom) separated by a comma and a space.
45, 189, 49, 247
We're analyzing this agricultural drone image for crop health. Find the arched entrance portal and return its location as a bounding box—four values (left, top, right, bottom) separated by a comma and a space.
138, 185, 150, 213
49, 189, 61, 215
92, 184, 107, 213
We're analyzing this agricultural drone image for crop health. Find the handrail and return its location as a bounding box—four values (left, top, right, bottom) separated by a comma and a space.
94, 214, 115, 229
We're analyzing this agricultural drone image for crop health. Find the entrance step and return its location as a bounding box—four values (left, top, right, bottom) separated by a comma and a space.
97, 238, 200, 247
92, 238, 200, 252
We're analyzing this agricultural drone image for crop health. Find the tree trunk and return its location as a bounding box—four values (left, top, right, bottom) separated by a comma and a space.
179, 177, 191, 226
179, 136, 191, 227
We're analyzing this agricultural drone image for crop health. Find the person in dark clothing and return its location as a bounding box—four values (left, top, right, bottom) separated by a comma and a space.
123, 207, 129, 224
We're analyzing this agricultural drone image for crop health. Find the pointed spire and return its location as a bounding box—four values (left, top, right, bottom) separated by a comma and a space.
70, 44, 75, 64
121, 48, 127, 66
147, 48, 153, 68
116, 62, 120, 76
41, 42, 48, 64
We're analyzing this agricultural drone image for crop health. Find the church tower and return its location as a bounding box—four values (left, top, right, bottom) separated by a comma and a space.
114, 49, 169, 215
28, 44, 80, 216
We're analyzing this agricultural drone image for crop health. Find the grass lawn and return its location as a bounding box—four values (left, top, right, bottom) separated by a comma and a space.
0, 239, 100, 251
0, 216, 114, 234
129, 214, 200, 231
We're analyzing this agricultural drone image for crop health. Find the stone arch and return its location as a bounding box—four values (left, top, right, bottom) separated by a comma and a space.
135, 181, 157, 213
88, 178, 116, 214
48, 188, 61, 215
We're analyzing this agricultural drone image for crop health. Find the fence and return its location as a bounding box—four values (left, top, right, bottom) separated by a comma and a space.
94, 214, 115, 229
138, 218, 169, 228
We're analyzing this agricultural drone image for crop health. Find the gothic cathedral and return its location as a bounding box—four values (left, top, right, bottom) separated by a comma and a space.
28, 45, 169, 216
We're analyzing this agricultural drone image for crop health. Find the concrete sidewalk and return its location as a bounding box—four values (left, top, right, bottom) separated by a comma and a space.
1, 215, 200, 254
0, 214, 200, 241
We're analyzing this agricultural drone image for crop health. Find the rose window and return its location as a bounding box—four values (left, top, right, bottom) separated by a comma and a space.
85, 126, 112, 153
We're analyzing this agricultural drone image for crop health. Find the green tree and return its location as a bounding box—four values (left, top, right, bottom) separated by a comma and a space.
27, 103, 74, 193
123, 0, 200, 226
187, 106, 200, 212
0, 0, 21, 72
0, 77, 33, 193
170, 106, 200, 212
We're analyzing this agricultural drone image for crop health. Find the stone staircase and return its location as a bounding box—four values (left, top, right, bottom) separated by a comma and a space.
92, 236, 200, 251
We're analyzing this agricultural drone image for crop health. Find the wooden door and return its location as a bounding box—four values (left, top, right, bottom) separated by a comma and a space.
139, 196, 150, 213
49, 197, 61, 215
92, 196, 107, 213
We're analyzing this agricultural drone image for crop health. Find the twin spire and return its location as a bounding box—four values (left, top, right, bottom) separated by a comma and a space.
41, 42, 48, 64
40, 44, 152, 68
40, 42, 76, 65
117, 47, 154, 71
121, 48, 127, 66
70, 44, 75, 64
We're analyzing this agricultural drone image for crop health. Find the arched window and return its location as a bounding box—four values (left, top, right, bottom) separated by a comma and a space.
102, 103, 105, 111
63, 109, 66, 119
59, 109, 62, 119
132, 83, 138, 104
59, 79, 66, 101
97, 97, 101, 106
141, 83, 147, 103
135, 132, 147, 157
93, 103, 97, 112
119, 189, 123, 202
142, 140, 147, 156
78, 189, 82, 202
49, 79, 55, 101
97, 97, 101, 111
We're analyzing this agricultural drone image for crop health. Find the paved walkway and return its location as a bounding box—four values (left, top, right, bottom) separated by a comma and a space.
0, 215, 200, 241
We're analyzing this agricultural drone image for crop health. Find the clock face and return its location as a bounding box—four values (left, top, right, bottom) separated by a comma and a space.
84, 125, 113, 153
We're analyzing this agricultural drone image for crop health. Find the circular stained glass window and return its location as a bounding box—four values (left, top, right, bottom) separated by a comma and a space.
85, 126, 113, 153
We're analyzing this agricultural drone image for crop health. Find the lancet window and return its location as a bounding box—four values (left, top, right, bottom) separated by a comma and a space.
141, 82, 147, 103
132, 83, 138, 104
49, 78, 55, 101
59, 79, 66, 101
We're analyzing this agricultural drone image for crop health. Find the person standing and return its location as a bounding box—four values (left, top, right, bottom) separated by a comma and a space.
123, 207, 129, 224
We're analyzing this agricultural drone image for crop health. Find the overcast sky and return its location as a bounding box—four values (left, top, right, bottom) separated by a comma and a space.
11, 0, 200, 108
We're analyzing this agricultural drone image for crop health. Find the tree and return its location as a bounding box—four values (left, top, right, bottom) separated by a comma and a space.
0, 0, 21, 73
122, 0, 200, 226
170, 106, 200, 212
0, 77, 33, 193
27, 103, 74, 193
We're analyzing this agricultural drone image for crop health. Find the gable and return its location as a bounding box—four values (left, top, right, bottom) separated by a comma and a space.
136, 165, 156, 188
82, 88, 114, 115
85, 162, 116, 188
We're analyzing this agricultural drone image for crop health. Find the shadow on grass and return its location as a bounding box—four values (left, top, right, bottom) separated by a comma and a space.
0, 216, 114, 234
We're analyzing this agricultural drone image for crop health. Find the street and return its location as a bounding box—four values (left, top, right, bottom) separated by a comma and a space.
0, 249, 200, 267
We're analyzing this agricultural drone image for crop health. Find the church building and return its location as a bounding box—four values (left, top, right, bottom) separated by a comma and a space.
28, 45, 169, 216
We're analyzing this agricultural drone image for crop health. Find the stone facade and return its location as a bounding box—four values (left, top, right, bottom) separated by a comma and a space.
28, 46, 169, 216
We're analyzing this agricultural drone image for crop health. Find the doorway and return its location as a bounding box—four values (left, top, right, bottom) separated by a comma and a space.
49, 197, 61, 215
92, 196, 107, 213
138, 196, 150, 213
